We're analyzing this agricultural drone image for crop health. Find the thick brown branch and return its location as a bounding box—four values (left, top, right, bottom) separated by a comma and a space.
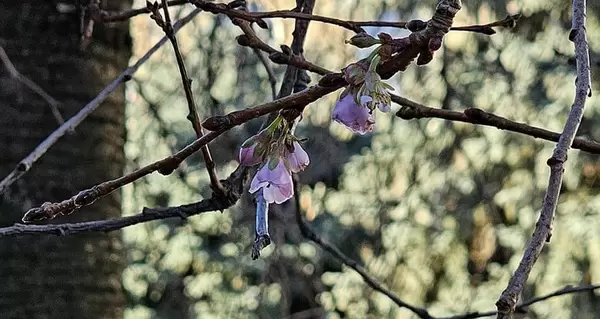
6, 165, 246, 236
393, 95, 600, 154
21, 78, 345, 222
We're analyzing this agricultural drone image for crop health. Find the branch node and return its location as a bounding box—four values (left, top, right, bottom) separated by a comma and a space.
569, 28, 578, 42
546, 156, 565, 166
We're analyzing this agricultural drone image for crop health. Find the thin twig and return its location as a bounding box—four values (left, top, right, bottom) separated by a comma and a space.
441, 284, 600, 319
393, 94, 600, 154
96, 0, 189, 22
153, 0, 225, 195
0, 9, 203, 195
0, 45, 65, 125
232, 17, 332, 75
97, 0, 518, 37
253, 47, 278, 100
292, 177, 434, 319
495, 0, 592, 317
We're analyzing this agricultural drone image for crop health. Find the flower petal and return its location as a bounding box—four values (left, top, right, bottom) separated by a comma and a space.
332, 94, 375, 135
249, 162, 294, 203
286, 141, 310, 173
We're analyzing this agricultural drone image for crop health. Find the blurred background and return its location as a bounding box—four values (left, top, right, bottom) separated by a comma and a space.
118, 0, 600, 318
1, 0, 600, 318
122, 0, 600, 318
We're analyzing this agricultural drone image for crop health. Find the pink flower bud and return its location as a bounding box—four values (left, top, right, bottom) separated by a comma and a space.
239, 137, 263, 166
343, 63, 367, 86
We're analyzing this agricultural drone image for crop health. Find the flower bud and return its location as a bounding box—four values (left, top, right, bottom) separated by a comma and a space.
343, 62, 367, 86
239, 136, 263, 166
345, 33, 380, 48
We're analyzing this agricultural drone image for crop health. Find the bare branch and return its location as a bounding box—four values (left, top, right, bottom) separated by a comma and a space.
0, 9, 203, 195
97, 0, 518, 37
0, 45, 64, 125
3, 165, 247, 237
292, 177, 434, 319
95, 0, 189, 22
496, 0, 592, 317
441, 284, 600, 319
393, 94, 600, 154
151, 0, 225, 195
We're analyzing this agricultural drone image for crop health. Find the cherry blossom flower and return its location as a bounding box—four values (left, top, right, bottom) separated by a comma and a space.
285, 141, 310, 173
332, 94, 375, 135
249, 160, 294, 204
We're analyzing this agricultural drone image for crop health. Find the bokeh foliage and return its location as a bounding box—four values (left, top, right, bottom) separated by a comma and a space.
122, 0, 600, 318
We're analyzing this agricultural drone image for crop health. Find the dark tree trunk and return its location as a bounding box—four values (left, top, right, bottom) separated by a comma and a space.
0, 1, 131, 318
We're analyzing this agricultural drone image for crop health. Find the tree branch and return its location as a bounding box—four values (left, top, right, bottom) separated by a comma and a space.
151, 0, 225, 195
495, 0, 592, 317
98, 0, 518, 37
3, 165, 247, 237
441, 284, 600, 319
393, 94, 600, 154
292, 177, 435, 319
0, 45, 64, 125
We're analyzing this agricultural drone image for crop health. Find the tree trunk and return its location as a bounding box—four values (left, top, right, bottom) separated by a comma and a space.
0, 1, 131, 318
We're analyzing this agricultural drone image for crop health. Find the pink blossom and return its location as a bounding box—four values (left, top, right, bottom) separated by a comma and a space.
249, 161, 294, 204
332, 94, 375, 135
239, 143, 262, 166
285, 141, 310, 173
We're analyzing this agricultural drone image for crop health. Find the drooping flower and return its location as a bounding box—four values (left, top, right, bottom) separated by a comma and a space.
285, 141, 310, 173
332, 94, 375, 135
249, 160, 294, 204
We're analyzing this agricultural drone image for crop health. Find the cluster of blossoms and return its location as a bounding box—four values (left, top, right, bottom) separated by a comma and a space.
332, 53, 394, 135
238, 116, 309, 204
239, 34, 394, 207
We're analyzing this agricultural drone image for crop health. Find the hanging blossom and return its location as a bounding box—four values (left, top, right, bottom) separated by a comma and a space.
238, 116, 310, 204
332, 49, 394, 134
332, 93, 375, 135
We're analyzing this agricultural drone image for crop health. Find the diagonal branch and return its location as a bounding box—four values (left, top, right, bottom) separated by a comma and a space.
495, 0, 592, 317
20, 81, 344, 222
151, 0, 225, 194
291, 177, 434, 319
0, 45, 64, 125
